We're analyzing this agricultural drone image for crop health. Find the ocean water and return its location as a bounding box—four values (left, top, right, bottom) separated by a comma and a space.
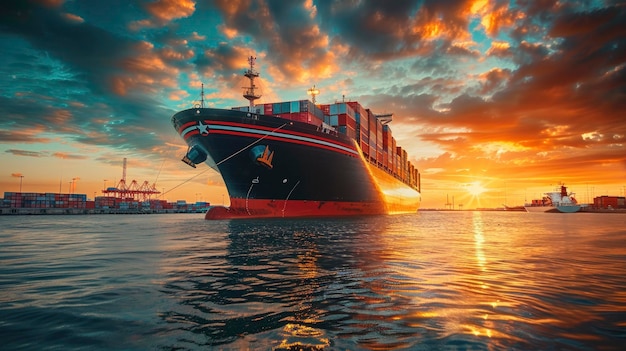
1, 211, 625, 350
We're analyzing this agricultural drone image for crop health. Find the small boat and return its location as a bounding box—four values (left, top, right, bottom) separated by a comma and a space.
524, 184, 581, 213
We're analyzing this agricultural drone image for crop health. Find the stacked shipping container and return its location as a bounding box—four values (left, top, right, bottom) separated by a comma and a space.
1, 193, 179, 211
347, 101, 369, 155
593, 196, 626, 209
322, 102, 358, 139
233, 100, 326, 128
3, 192, 87, 209
237, 99, 420, 191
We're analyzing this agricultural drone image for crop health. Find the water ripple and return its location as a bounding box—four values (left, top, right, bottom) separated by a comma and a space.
1, 212, 625, 350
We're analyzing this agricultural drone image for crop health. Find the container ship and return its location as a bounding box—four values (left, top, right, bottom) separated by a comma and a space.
171, 57, 421, 219
524, 184, 581, 213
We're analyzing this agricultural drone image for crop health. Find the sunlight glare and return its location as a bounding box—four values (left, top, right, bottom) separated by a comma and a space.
467, 181, 486, 196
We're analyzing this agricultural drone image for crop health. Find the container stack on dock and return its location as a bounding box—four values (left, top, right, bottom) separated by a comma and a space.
234, 99, 420, 192
2, 192, 87, 209
1, 192, 210, 215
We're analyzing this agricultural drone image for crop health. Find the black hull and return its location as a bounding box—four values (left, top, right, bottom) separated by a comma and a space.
172, 108, 420, 219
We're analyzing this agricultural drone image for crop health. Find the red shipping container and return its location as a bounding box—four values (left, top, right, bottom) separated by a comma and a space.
360, 140, 369, 155
264, 103, 273, 115
297, 112, 308, 123
369, 144, 377, 162
319, 104, 330, 115
337, 113, 357, 128
346, 101, 360, 111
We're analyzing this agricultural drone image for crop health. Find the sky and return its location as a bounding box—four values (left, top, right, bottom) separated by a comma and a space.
0, 0, 624, 209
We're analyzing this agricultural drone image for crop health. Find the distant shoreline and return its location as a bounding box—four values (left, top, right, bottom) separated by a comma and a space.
0, 208, 203, 215
421, 208, 626, 213
2, 207, 625, 216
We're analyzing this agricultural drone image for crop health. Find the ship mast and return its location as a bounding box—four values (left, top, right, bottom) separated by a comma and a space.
243, 56, 261, 111
307, 85, 320, 104
200, 83, 205, 108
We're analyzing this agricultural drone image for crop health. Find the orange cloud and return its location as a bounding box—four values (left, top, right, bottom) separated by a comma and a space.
168, 89, 189, 101
110, 41, 182, 96
130, 0, 196, 29
466, 0, 521, 37
219, 25, 238, 39
52, 152, 88, 160
486, 40, 512, 58
145, 0, 195, 24
478, 68, 511, 94
159, 46, 194, 61
62, 13, 84, 23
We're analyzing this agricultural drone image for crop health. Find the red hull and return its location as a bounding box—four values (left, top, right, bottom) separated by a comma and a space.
205, 198, 387, 219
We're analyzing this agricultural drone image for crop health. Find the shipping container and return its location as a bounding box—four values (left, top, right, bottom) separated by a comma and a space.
328, 115, 338, 126
382, 125, 390, 148
368, 109, 376, 142
360, 140, 369, 155
273, 103, 282, 114
318, 104, 330, 115
347, 101, 368, 129
329, 102, 356, 118
337, 125, 357, 139
376, 120, 383, 148
594, 196, 626, 209
277, 111, 323, 127
391, 138, 397, 173
338, 114, 357, 128
369, 144, 377, 163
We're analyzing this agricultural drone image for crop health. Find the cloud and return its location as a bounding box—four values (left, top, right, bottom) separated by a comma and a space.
0, 128, 52, 144
0, 0, 624, 204
130, 0, 196, 29
51, 152, 88, 160
5, 149, 47, 157
211, 0, 339, 84
0, 0, 183, 156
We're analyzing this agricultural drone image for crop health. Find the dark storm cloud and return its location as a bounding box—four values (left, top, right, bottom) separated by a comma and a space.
0, 0, 133, 95
315, 0, 420, 57
314, 0, 471, 59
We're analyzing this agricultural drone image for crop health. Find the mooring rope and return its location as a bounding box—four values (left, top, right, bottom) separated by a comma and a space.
162, 121, 289, 197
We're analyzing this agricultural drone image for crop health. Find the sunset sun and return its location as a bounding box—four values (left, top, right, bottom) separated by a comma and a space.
467, 181, 486, 196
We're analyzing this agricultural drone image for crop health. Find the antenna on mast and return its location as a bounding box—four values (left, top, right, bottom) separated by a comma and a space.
243, 56, 261, 111
307, 85, 320, 104
200, 83, 205, 108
